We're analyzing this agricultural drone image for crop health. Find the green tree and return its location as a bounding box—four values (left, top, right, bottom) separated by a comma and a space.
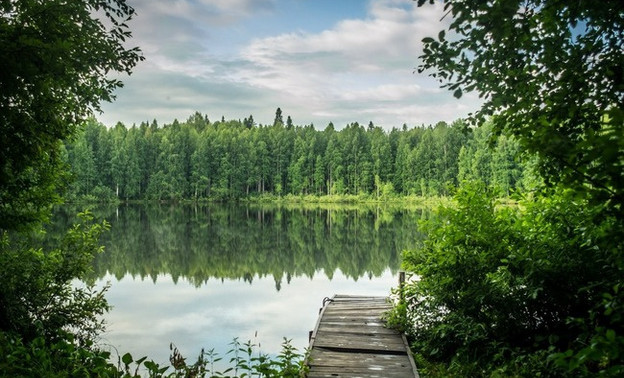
191, 128, 218, 198
82, 119, 112, 191
0, 0, 142, 374
402, 0, 624, 375
273, 107, 284, 127
0, 0, 142, 230
417, 0, 623, 210
369, 126, 393, 189
67, 135, 97, 198
143, 124, 164, 199
411, 131, 437, 195
434, 121, 466, 194
110, 122, 128, 198
288, 136, 308, 195
403, 184, 621, 376
456, 145, 472, 182
393, 132, 412, 194
490, 134, 522, 196
243, 114, 255, 129
254, 132, 271, 194
341, 123, 372, 195
325, 131, 345, 195
313, 155, 326, 195
123, 128, 142, 200
270, 123, 294, 195
186, 111, 209, 132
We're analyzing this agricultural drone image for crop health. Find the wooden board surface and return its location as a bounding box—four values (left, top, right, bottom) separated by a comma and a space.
307, 295, 418, 377
307, 350, 414, 378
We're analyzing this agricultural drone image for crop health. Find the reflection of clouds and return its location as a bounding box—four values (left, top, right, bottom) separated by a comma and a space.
98, 269, 396, 367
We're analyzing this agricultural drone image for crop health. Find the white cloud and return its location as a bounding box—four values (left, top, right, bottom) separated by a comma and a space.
340, 84, 432, 102
230, 0, 475, 127
101, 0, 481, 129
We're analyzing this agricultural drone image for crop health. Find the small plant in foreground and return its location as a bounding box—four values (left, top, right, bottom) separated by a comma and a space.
114, 337, 307, 377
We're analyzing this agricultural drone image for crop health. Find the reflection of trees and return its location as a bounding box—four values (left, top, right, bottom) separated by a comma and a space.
49, 204, 425, 290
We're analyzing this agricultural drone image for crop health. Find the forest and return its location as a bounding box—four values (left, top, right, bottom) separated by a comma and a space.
64, 110, 536, 202
2, 0, 621, 376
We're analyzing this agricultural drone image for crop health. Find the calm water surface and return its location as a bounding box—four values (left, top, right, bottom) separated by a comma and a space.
53, 203, 425, 367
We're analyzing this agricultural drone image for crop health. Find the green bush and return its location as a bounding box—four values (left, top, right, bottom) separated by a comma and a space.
0, 211, 118, 376
398, 182, 623, 376
0, 333, 118, 377
0, 212, 110, 343
90, 186, 119, 203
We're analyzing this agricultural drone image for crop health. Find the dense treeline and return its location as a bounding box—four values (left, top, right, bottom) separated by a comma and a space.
65, 111, 534, 201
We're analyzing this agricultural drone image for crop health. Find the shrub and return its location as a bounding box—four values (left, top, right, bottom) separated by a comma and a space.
398, 182, 623, 376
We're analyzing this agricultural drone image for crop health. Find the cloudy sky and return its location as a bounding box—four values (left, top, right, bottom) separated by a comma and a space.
99, 0, 482, 129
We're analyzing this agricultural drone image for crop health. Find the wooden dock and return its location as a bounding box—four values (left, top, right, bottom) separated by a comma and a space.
306, 295, 418, 378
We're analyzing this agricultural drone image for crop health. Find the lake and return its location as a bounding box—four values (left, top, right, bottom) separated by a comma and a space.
51, 203, 425, 369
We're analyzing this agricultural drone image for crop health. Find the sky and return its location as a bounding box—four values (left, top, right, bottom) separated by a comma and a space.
99, 0, 482, 130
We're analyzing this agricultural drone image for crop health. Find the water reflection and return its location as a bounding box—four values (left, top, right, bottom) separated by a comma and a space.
100, 270, 398, 368
48, 203, 426, 367
52, 203, 425, 290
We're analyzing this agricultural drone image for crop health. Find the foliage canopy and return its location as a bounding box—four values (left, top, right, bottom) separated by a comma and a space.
64, 116, 535, 201
0, 0, 143, 230
402, 184, 623, 376
0, 0, 143, 375
402, 0, 624, 375
418, 0, 623, 211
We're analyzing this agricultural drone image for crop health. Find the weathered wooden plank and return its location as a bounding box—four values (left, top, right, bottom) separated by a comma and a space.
325, 300, 390, 305
309, 350, 413, 370
309, 368, 413, 375
308, 371, 411, 378
332, 295, 388, 300
308, 349, 414, 378
315, 326, 391, 336
308, 366, 414, 378
322, 309, 387, 316
307, 294, 419, 377
323, 308, 390, 315
317, 318, 386, 324
314, 335, 406, 348
319, 316, 386, 324
329, 300, 389, 305
321, 312, 388, 319
323, 306, 387, 312
322, 308, 388, 314
317, 323, 397, 335
314, 334, 406, 348
326, 303, 387, 307
323, 309, 389, 314
313, 339, 406, 350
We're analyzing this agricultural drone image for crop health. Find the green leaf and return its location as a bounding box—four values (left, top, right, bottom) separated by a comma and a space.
422, 37, 435, 43
143, 360, 158, 372
122, 352, 133, 365
453, 88, 462, 99
606, 329, 616, 342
